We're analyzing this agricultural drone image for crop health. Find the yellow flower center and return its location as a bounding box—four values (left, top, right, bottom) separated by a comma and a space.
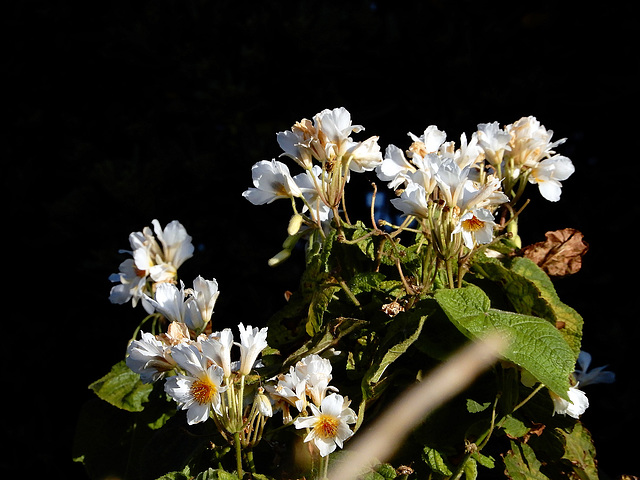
314, 414, 339, 439
461, 215, 485, 232
190, 378, 217, 405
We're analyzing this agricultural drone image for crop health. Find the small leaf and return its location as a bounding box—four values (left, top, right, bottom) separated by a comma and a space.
466, 399, 491, 413
501, 415, 531, 439
463, 456, 478, 480
422, 445, 453, 476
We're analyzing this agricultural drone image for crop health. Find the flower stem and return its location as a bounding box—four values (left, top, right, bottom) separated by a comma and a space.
233, 432, 244, 479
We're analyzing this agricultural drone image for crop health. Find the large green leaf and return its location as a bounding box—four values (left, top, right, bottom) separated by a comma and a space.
472, 255, 583, 360
434, 285, 573, 399
89, 360, 153, 412
509, 257, 583, 359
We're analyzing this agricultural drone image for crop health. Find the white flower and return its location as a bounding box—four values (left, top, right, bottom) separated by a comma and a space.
434, 158, 470, 208
551, 384, 589, 419
126, 331, 176, 383
390, 181, 430, 218
458, 176, 509, 213
164, 343, 227, 424
407, 125, 447, 157
151, 219, 195, 272
242, 159, 303, 205
145, 281, 189, 324
528, 155, 575, 202
265, 367, 307, 422
440, 132, 484, 170
293, 393, 357, 457
237, 323, 269, 376
574, 351, 615, 387
452, 208, 498, 249
277, 121, 316, 169
254, 387, 274, 417
376, 144, 416, 189
109, 257, 152, 312
185, 276, 220, 331
109, 220, 194, 310
294, 354, 337, 407
476, 121, 512, 167
293, 166, 332, 222
200, 328, 235, 378
345, 135, 383, 173
314, 107, 364, 159
505, 116, 566, 169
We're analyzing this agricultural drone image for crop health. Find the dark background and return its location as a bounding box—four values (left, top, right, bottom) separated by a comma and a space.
5, 0, 638, 478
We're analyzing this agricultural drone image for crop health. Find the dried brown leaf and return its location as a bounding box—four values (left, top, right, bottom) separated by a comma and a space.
520, 228, 589, 277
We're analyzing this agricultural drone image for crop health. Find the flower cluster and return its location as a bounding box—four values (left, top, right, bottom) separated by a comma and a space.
376, 116, 574, 258
242, 107, 383, 263
109, 219, 195, 313
127, 321, 270, 429
266, 354, 357, 457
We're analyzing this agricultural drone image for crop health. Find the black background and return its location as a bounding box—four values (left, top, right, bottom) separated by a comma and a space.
5, 1, 638, 478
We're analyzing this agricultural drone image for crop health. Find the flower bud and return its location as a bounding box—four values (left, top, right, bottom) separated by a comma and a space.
287, 213, 304, 236
254, 387, 273, 417
268, 249, 291, 267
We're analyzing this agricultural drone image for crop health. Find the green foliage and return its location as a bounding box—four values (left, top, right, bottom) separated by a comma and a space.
89, 360, 153, 412
75, 112, 602, 479
434, 285, 574, 399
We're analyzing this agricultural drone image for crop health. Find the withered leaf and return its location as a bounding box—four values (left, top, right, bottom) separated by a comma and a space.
520, 228, 589, 277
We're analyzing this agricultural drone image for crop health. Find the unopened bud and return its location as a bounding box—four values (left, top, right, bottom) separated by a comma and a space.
268, 249, 291, 267
254, 387, 273, 417
287, 213, 304, 236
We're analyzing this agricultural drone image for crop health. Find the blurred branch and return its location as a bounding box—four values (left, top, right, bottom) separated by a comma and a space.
328, 333, 507, 480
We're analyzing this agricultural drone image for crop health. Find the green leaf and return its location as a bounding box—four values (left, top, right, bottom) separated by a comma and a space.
471, 452, 495, 469
89, 360, 153, 412
559, 423, 599, 480
501, 415, 531, 439
466, 398, 491, 413
503, 440, 550, 480
307, 283, 341, 336
463, 456, 478, 480
509, 257, 583, 359
422, 445, 453, 476
363, 308, 428, 386
472, 255, 583, 361
283, 316, 366, 368
434, 285, 574, 400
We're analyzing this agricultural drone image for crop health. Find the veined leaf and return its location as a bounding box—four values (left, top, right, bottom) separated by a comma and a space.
89, 360, 153, 412
363, 308, 428, 386
503, 440, 550, 480
434, 285, 573, 400
422, 445, 453, 476
509, 257, 583, 359
472, 255, 583, 361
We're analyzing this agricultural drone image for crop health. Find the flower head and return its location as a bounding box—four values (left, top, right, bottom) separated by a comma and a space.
528, 155, 575, 202
109, 220, 194, 311
293, 393, 357, 457
452, 209, 498, 249
550, 385, 589, 419
164, 343, 227, 424
242, 159, 302, 205
200, 328, 235, 378
126, 331, 177, 383
237, 323, 269, 376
